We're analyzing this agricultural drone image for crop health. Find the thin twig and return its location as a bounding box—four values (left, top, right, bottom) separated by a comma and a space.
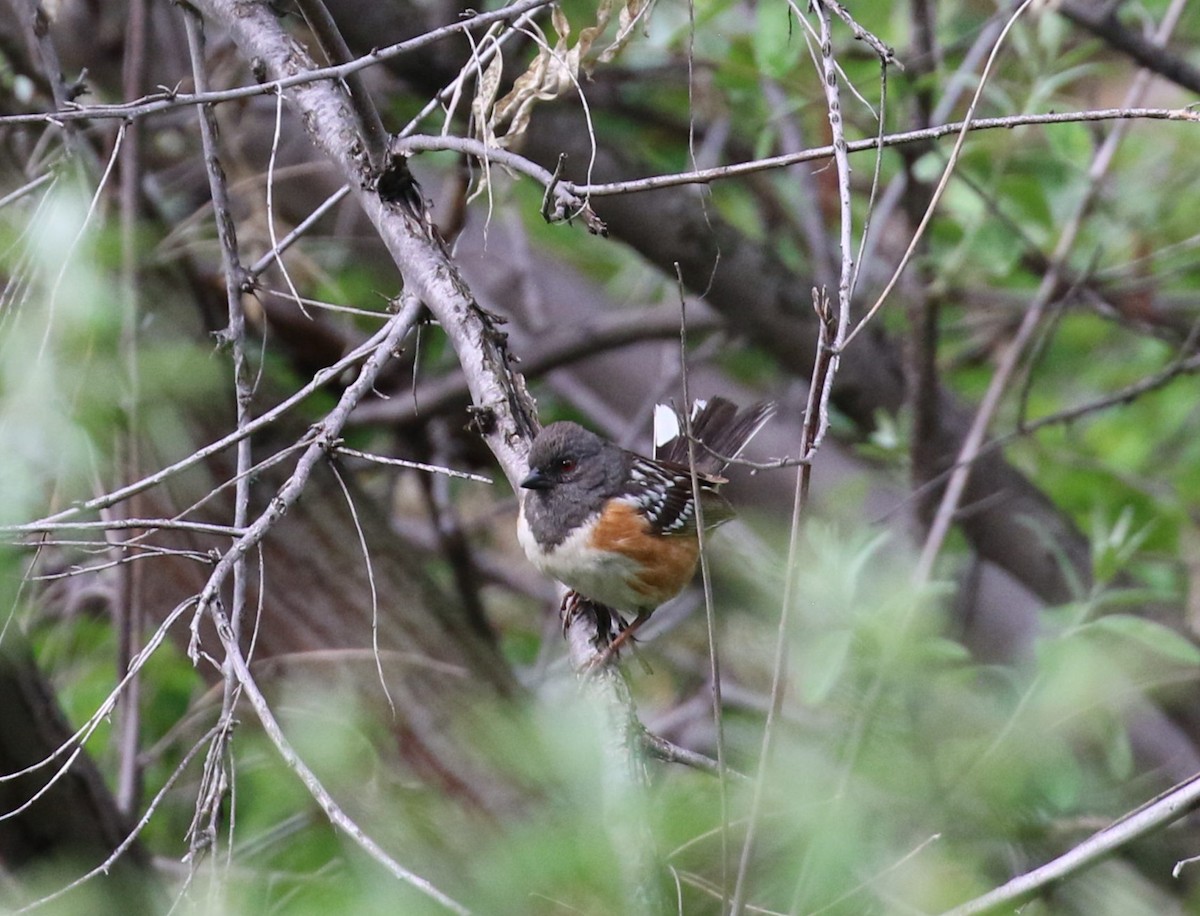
14, 726, 222, 913
327, 460, 394, 716
334, 445, 492, 483
675, 266, 729, 908
843, 0, 1036, 350
246, 184, 350, 279
806, 833, 942, 916
5, 518, 244, 536
641, 731, 748, 781
26, 546, 211, 581
207, 599, 470, 914
733, 2, 856, 907
263, 87, 312, 319
849, 63, 887, 301
941, 771, 1200, 915
28, 320, 398, 527
911, 0, 1187, 585
568, 107, 1199, 198
0, 171, 54, 210
256, 288, 388, 318
0, 0, 558, 127
183, 5, 257, 871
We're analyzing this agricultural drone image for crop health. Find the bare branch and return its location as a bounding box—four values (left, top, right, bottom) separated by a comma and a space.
207, 599, 470, 914
14, 726, 220, 913
733, 0, 856, 905
568, 107, 1200, 198
333, 446, 493, 483
641, 731, 748, 781
1059, 0, 1200, 95
0, 0, 557, 127
28, 322, 397, 527
912, 0, 1189, 585
942, 770, 1200, 915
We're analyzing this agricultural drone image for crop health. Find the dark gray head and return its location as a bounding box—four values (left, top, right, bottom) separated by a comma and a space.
520, 422, 631, 546
521, 422, 628, 495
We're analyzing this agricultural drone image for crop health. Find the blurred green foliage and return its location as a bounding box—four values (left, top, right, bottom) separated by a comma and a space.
6, 0, 1200, 912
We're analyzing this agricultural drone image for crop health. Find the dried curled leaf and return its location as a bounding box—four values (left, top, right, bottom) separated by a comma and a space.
473, 0, 649, 151
598, 0, 652, 63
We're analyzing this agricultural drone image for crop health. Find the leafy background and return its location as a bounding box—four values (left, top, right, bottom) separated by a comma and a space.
2, 0, 1200, 913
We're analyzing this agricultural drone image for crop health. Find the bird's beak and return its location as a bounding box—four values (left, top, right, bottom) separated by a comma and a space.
520, 468, 552, 490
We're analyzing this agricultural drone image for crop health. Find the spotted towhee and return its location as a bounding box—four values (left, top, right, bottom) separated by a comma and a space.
518, 398, 774, 657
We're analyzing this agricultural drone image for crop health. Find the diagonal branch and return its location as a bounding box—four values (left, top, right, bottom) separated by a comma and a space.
912, 0, 1189, 585
177, 1, 651, 908
187, 0, 538, 483
1059, 0, 1200, 95
942, 769, 1200, 915
0, 0, 557, 127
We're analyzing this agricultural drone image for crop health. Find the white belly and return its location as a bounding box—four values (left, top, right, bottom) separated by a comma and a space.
518, 506, 647, 610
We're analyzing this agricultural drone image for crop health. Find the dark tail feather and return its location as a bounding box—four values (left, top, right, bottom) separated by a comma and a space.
657, 398, 775, 475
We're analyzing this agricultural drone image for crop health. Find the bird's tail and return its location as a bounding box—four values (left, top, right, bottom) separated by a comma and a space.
654, 397, 775, 476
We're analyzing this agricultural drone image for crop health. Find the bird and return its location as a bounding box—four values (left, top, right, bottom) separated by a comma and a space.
517, 398, 774, 661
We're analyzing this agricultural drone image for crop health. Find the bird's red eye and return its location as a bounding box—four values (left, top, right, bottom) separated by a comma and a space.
557, 458, 576, 473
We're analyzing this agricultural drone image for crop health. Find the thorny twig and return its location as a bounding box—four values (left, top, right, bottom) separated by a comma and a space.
812, 0, 901, 69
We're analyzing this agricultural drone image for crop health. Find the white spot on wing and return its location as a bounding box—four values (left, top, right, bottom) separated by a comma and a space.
653, 403, 680, 454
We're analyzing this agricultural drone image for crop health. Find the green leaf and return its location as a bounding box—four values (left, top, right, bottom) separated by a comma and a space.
1102, 713, 1134, 781
921, 637, 972, 665
798, 628, 854, 705
1092, 506, 1156, 585
1035, 742, 1082, 812
1081, 614, 1200, 666
753, 5, 800, 79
